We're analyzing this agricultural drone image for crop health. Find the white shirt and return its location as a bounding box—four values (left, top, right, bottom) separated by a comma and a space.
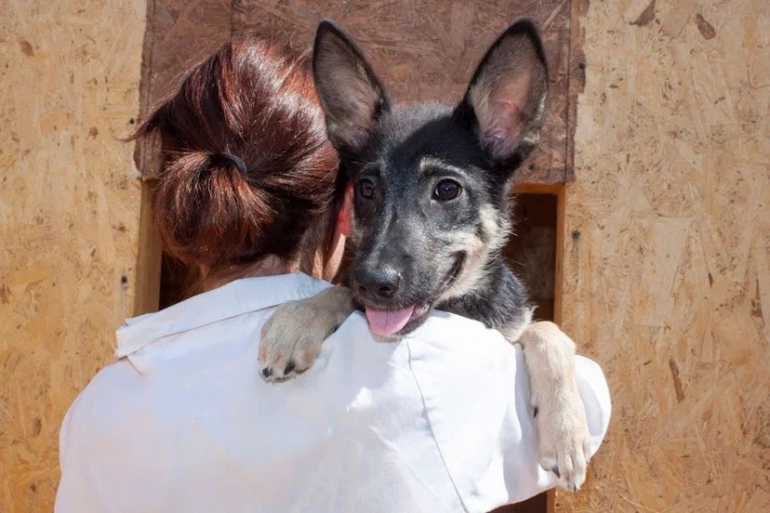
56, 273, 610, 513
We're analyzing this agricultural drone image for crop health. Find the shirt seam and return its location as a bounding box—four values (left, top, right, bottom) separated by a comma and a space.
404, 337, 469, 513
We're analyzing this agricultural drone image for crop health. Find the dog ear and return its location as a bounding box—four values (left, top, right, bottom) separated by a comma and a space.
456, 19, 548, 168
313, 21, 390, 155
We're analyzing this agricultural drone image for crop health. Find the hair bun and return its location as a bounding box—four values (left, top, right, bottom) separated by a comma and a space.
131, 36, 339, 274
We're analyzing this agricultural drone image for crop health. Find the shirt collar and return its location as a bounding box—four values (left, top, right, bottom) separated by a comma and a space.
115, 273, 331, 358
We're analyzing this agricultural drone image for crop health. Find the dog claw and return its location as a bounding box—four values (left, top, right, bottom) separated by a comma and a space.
551, 466, 560, 478
284, 360, 296, 375
261, 367, 273, 379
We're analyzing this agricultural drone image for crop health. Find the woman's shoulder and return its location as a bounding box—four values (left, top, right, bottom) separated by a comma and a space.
60, 359, 146, 446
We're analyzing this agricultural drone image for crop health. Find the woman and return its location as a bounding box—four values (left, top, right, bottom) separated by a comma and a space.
56, 35, 610, 512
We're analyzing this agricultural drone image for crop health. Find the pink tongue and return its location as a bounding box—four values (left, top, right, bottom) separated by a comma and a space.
365, 306, 415, 336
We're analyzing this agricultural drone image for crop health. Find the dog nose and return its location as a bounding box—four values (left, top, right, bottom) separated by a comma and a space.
355, 267, 401, 299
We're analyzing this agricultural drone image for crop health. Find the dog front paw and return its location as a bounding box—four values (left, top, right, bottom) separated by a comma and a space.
258, 300, 324, 382
535, 393, 592, 491
258, 287, 353, 383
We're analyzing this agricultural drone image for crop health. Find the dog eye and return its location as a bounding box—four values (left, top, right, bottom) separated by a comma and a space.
433, 180, 462, 201
358, 179, 376, 199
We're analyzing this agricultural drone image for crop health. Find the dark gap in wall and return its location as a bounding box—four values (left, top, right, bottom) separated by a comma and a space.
504, 193, 558, 322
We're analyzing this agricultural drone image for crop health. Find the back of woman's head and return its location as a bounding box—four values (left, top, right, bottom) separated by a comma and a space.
133, 36, 339, 274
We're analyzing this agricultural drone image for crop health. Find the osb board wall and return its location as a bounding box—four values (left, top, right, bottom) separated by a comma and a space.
137, 0, 575, 185
0, 1, 146, 510
558, 0, 770, 511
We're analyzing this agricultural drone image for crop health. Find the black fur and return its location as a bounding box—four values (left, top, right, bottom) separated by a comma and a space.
440, 265, 531, 332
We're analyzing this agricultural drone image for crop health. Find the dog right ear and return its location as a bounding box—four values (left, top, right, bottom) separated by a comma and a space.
455, 19, 549, 169
313, 21, 390, 155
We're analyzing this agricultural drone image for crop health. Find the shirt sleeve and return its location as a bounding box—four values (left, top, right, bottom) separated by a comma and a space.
55, 396, 108, 513
403, 315, 611, 512
55, 362, 138, 513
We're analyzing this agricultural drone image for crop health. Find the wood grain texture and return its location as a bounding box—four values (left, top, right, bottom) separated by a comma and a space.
233, 0, 573, 184
557, 0, 770, 510
0, 0, 147, 510
13, 0, 768, 511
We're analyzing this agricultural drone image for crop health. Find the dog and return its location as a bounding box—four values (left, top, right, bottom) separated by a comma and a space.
258, 19, 592, 491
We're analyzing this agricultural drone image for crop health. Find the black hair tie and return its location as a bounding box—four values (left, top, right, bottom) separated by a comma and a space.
216, 153, 248, 175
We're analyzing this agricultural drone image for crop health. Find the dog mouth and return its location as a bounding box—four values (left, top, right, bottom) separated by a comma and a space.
363, 252, 465, 337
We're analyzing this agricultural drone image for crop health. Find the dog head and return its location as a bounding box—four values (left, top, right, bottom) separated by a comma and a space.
313, 20, 548, 336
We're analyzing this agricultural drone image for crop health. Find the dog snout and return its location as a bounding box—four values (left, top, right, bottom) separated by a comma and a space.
354, 267, 401, 300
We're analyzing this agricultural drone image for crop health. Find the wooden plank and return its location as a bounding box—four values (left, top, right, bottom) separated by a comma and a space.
132, 181, 162, 314
564, 0, 589, 185
0, 0, 147, 510
557, 0, 770, 510
132, 0, 162, 316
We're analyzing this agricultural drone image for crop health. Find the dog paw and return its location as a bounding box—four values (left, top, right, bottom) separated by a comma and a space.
258, 287, 353, 383
535, 394, 592, 491
257, 300, 329, 382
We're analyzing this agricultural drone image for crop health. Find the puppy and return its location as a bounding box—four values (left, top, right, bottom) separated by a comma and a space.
259, 20, 591, 490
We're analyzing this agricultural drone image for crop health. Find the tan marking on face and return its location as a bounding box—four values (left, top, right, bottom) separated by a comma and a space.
418, 156, 467, 175
438, 206, 507, 300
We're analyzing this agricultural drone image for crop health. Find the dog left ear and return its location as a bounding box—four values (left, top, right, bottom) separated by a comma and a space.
456, 19, 549, 168
313, 21, 390, 157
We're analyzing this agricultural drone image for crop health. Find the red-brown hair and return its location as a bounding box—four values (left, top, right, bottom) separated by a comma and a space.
132, 36, 340, 275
